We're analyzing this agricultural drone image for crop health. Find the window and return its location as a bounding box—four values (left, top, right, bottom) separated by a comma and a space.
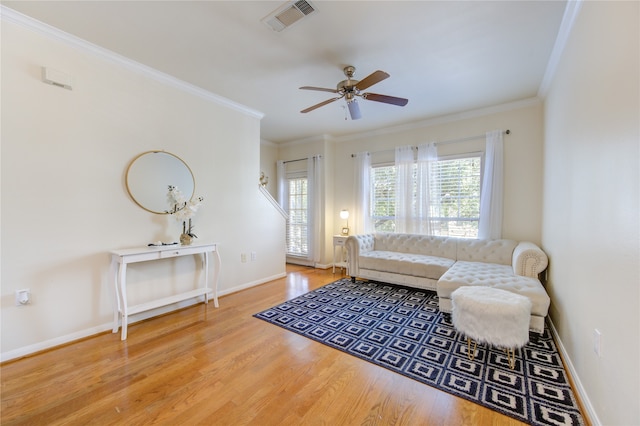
371, 165, 397, 232
370, 154, 482, 238
286, 175, 308, 256
429, 155, 481, 238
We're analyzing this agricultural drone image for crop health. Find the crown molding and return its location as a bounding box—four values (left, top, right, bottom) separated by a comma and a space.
260, 139, 278, 148
278, 134, 334, 149
0, 5, 264, 120
538, 0, 584, 98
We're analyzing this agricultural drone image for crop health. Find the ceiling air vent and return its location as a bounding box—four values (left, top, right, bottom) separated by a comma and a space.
261, 0, 317, 32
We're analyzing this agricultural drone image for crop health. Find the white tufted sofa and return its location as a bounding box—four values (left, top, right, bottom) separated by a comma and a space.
345, 233, 550, 333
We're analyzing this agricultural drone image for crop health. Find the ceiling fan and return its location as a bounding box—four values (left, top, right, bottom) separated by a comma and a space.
299, 66, 408, 120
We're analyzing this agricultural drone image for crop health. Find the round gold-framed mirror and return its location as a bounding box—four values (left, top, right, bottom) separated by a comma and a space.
126, 151, 195, 214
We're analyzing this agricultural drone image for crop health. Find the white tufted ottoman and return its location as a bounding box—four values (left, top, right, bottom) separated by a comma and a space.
451, 286, 532, 369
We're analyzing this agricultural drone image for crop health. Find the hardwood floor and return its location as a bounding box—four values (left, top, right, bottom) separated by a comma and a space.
1, 265, 527, 425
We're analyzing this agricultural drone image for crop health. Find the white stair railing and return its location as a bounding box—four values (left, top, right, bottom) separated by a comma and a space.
258, 184, 287, 219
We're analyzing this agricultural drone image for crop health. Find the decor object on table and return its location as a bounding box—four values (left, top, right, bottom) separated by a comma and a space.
259, 171, 269, 187
451, 286, 531, 369
340, 209, 350, 235
166, 185, 203, 245
179, 220, 195, 245
254, 278, 585, 426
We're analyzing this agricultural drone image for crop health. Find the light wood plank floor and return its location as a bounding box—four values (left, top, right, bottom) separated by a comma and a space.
2, 265, 529, 425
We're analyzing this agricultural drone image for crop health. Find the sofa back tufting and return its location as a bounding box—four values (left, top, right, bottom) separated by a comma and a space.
456, 239, 517, 266
374, 233, 458, 258
372, 233, 516, 265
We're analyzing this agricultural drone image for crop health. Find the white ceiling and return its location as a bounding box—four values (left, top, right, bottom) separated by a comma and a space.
4, 1, 567, 144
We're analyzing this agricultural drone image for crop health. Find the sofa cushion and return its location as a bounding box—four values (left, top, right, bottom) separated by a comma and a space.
437, 260, 550, 317
359, 250, 455, 280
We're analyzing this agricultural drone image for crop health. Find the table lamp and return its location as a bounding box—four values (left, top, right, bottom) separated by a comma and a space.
340, 210, 350, 235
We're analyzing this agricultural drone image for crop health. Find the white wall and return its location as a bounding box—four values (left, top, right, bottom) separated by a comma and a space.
542, 2, 639, 424
1, 13, 286, 360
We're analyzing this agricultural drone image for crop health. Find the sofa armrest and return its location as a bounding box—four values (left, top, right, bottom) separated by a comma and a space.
512, 242, 548, 277
346, 234, 375, 276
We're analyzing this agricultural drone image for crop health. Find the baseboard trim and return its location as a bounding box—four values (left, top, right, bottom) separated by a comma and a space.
547, 317, 601, 425
217, 272, 287, 297
0, 324, 113, 363
1, 272, 287, 363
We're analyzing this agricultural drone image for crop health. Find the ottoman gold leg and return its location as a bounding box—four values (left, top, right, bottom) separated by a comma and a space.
467, 337, 477, 361
505, 348, 516, 369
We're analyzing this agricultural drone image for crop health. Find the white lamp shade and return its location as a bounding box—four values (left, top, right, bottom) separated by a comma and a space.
347, 100, 361, 120
340, 210, 349, 219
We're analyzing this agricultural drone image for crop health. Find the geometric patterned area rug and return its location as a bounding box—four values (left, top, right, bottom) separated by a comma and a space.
254, 278, 584, 426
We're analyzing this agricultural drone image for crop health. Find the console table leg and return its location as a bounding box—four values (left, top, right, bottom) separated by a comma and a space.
203, 252, 209, 304
119, 263, 128, 341
121, 316, 128, 341
212, 250, 221, 308
112, 310, 120, 334
110, 259, 120, 333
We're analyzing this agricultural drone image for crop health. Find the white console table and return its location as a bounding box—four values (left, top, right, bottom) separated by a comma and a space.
110, 242, 220, 340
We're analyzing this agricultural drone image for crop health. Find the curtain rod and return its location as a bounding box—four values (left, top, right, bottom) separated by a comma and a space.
282, 154, 324, 164
350, 129, 510, 157
438, 129, 510, 146
283, 157, 308, 164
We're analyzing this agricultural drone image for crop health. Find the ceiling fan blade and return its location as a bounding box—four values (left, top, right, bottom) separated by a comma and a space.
355, 70, 389, 91
362, 92, 409, 107
300, 97, 342, 113
299, 86, 339, 93
348, 100, 362, 120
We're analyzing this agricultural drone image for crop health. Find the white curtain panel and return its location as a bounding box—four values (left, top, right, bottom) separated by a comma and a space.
276, 160, 288, 213
353, 152, 372, 234
478, 130, 504, 240
416, 142, 438, 235
395, 145, 415, 234
307, 155, 324, 265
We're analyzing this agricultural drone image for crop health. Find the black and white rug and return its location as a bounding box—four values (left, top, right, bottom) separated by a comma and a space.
254, 278, 584, 426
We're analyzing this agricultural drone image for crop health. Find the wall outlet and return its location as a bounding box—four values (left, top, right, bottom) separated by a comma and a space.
15, 289, 31, 306
593, 328, 602, 357
241, 253, 247, 263
251, 252, 257, 261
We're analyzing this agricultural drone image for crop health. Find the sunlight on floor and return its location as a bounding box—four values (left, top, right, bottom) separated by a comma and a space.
285, 268, 311, 299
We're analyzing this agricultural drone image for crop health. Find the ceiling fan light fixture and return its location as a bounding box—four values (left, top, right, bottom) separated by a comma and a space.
347, 98, 362, 120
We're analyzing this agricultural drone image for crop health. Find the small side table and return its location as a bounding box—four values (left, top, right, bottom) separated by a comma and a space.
333, 235, 348, 274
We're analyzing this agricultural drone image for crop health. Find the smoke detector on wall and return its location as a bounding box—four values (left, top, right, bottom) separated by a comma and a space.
261, 0, 317, 32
